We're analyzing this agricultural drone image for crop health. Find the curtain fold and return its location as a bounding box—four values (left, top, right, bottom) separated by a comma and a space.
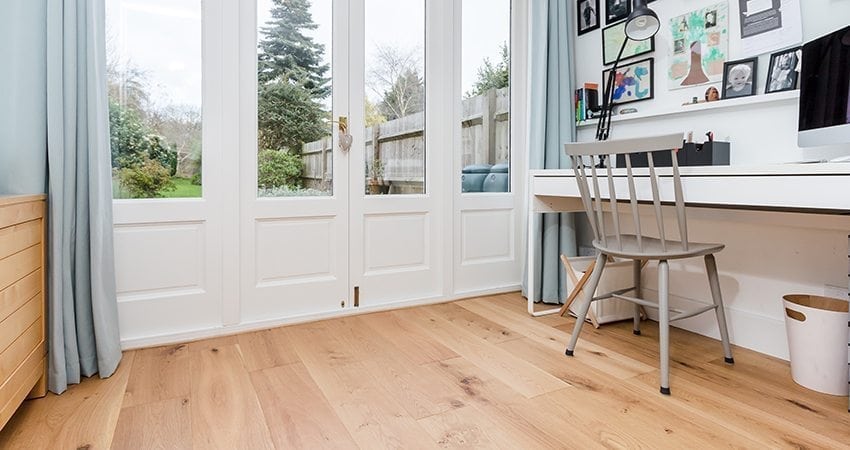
46, 0, 122, 394
522, 0, 578, 304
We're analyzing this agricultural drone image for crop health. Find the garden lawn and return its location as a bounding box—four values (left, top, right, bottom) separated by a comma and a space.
113, 176, 201, 199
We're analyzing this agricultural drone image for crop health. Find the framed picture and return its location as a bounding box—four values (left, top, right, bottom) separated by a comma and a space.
765, 47, 802, 93
605, 0, 630, 24
602, 57, 655, 105
577, 0, 600, 36
602, 21, 655, 66
721, 57, 758, 99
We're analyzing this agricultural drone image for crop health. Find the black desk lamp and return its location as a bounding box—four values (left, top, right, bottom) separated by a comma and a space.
595, 0, 660, 141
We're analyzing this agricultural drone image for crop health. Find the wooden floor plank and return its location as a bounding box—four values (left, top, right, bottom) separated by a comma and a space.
499, 337, 760, 448
122, 343, 190, 408
111, 397, 192, 450
3, 291, 848, 449
428, 301, 521, 344
189, 344, 274, 450
236, 327, 300, 372
0, 351, 136, 449
285, 321, 437, 449
356, 310, 458, 365
397, 306, 567, 399
428, 356, 602, 449
250, 362, 356, 449
339, 316, 471, 420
459, 296, 655, 379
627, 368, 847, 449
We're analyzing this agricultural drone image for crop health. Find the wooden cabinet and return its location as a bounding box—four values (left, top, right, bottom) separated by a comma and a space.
0, 195, 47, 430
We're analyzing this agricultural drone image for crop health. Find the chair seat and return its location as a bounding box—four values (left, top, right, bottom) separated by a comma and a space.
594, 235, 724, 260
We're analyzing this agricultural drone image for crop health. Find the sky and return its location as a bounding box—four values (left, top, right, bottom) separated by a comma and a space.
107, 0, 509, 110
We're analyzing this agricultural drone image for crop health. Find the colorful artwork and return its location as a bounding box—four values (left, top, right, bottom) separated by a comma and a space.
603, 58, 654, 105
667, 2, 729, 90
602, 21, 655, 66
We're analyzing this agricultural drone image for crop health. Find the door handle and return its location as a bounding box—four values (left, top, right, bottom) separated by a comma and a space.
336, 116, 353, 153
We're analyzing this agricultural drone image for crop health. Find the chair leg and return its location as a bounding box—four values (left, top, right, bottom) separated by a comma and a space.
632, 259, 642, 336
566, 252, 607, 356
705, 254, 734, 364
658, 260, 671, 395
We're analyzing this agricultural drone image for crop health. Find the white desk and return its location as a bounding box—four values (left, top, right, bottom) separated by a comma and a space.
526, 163, 850, 317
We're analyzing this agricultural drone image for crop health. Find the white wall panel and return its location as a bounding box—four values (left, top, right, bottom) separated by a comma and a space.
114, 222, 206, 300
255, 217, 336, 286
461, 209, 514, 264
363, 213, 429, 274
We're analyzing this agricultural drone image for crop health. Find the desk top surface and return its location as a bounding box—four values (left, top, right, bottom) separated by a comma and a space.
530, 163, 850, 214
530, 163, 850, 178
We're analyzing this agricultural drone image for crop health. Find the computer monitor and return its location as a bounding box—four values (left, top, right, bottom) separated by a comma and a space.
798, 25, 850, 148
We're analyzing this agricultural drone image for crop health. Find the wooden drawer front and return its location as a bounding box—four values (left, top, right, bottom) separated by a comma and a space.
0, 270, 41, 325
0, 294, 42, 355
0, 244, 41, 292
0, 320, 42, 385
0, 219, 42, 261
0, 347, 44, 430
0, 201, 44, 230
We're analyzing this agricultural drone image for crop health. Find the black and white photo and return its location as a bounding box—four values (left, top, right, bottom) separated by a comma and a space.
605, 0, 630, 24
766, 47, 801, 93
722, 58, 758, 99
705, 9, 717, 28
577, 0, 600, 36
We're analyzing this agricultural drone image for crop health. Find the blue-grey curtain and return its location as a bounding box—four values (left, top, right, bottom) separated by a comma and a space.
522, 0, 578, 304
46, 0, 122, 394
0, 1, 48, 194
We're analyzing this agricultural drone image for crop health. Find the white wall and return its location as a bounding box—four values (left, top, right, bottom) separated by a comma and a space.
572, 0, 850, 359
574, 0, 850, 163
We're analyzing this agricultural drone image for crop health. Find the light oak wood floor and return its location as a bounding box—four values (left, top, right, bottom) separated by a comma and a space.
1, 292, 848, 449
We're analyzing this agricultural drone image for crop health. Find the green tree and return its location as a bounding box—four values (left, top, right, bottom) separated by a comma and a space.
467, 42, 510, 97
257, 81, 327, 153
364, 97, 386, 127
258, 149, 304, 189
116, 158, 176, 198
258, 0, 329, 97
108, 100, 176, 174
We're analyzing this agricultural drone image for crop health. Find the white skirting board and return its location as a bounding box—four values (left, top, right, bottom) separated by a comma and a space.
119, 284, 521, 350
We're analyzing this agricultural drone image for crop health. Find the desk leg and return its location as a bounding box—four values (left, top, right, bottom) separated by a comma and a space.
526, 210, 562, 317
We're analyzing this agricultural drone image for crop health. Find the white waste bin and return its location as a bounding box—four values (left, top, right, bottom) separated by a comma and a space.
782, 294, 849, 396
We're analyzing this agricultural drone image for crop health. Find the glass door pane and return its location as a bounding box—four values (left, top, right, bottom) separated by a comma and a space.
364, 0, 425, 195
106, 0, 203, 199
257, 0, 334, 197
461, 0, 511, 194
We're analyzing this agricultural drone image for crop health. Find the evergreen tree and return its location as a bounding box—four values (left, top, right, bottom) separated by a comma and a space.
467, 42, 510, 98
258, 0, 329, 97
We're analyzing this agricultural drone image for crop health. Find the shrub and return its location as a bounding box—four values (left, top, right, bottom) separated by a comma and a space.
258, 149, 303, 189
117, 158, 176, 198
191, 172, 202, 186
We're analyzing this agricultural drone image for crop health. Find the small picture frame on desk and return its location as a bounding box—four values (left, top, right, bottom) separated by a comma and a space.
722, 57, 757, 99
766, 47, 802, 93
577, 0, 600, 36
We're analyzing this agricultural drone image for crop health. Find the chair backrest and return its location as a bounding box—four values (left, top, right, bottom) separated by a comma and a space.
563, 133, 687, 253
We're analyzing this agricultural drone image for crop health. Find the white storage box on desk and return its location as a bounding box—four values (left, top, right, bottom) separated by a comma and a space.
563, 255, 635, 326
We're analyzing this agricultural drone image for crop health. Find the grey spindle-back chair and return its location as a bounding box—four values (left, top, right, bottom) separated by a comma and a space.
563, 133, 733, 395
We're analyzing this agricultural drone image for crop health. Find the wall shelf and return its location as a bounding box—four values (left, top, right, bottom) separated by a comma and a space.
576, 90, 800, 129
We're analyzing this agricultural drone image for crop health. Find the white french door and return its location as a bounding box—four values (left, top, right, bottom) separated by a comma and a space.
238, 0, 443, 324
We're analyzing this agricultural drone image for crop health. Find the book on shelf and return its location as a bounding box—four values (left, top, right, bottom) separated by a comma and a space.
575, 83, 599, 123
